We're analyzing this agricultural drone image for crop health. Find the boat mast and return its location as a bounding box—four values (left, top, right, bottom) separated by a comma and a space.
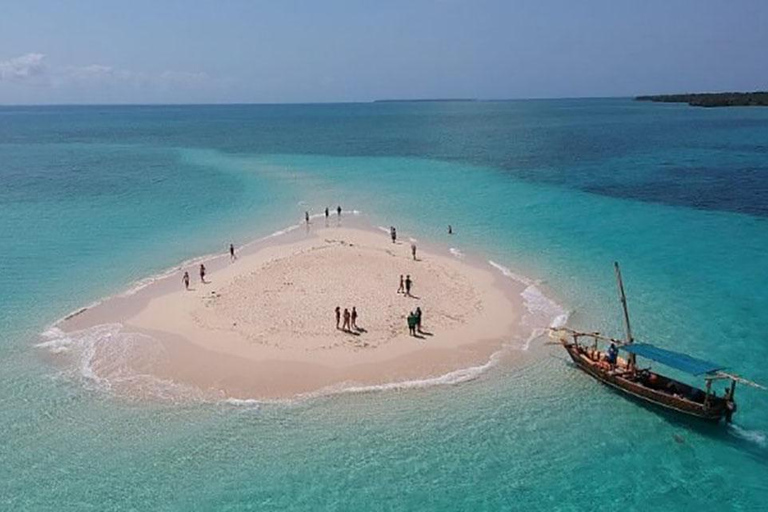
614, 262, 635, 367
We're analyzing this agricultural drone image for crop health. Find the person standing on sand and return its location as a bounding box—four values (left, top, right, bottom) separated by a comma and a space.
335, 306, 341, 329
390, 226, 397, 243
229, 243, 236, 261
397, 274, 405, 294
343, 308, 351, 331
405, 275, 412, 296
415, 307, 422, 333
337, 205, 342, 217
325, 207, 329, 219
182, 271, 190, 290
407, 312, 417, 336
305, 211, 310, 224
411, 243, 417, 260
351, 307, 358, 330
199, 264, 206, 283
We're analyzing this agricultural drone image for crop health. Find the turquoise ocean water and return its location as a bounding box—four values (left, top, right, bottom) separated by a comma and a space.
1, 100, 767, 510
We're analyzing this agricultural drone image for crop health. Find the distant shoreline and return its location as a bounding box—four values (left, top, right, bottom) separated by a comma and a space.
373, 98, 477, 103
636, 91, 768, 108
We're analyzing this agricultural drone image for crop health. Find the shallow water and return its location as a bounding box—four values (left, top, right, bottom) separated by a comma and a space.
1, 100, 767, 510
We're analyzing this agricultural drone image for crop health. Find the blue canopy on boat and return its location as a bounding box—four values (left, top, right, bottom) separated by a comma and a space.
619, 343, 724, 376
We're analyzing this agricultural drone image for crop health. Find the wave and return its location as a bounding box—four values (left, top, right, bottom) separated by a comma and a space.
222, 351, 503, 408
311, 354, 498, 396
37, 323, 206, 401
488, 260, 570, 350
449, 247, 464, 259
729, 424, 767, 449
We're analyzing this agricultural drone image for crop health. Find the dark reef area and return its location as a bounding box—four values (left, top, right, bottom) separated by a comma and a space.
636, 92, 768, 107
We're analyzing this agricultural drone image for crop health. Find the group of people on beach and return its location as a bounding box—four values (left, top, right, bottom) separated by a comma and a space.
306, 205, 343, 225
390, 226, 418, 260
397, 274, 413, 296
184, 218, 444, 340
407, 307, 423, 336
182, 263, 208, 290
335, 306, 359, 332
182, 243, 240, 290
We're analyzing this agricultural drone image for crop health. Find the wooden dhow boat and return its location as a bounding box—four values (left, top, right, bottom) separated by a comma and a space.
550, 263, 764, 423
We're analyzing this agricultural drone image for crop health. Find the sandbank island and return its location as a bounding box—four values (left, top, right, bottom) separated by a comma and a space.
54, 223, 527, 400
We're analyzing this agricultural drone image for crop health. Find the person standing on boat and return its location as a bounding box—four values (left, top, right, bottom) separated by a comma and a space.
607, 343, 618, 369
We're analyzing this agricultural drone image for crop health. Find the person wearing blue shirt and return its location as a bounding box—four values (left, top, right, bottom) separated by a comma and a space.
607, 343, 619, 368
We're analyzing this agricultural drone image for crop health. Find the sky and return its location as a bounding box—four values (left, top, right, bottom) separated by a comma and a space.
1, 0, 767, 104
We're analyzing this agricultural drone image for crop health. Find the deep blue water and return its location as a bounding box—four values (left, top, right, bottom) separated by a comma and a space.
1, 99, 767, 511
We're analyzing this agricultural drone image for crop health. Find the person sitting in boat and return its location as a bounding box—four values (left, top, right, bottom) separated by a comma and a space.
606, 343, 619, 369
666, 382, 682, 398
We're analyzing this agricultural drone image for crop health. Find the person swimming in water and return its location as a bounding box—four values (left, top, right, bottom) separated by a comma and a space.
448, 225, 453, 235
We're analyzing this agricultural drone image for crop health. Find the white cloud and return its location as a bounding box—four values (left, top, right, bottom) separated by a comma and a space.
0, 53, 214, 91
0, 53, 48, 83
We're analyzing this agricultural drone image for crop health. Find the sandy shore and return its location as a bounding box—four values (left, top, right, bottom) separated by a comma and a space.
54, 224, 528, 400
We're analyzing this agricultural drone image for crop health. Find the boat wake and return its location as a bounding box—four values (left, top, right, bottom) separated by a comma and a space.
729, 424, 767, 449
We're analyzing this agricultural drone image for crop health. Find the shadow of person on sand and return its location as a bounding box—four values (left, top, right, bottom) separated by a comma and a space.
343, 329, 361, 336
413, 333, 426, 340
354, 326, 368, 334
417, 329, 433, 336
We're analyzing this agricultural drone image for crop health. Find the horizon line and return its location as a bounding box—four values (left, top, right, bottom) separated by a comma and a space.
0, 95, 637, 108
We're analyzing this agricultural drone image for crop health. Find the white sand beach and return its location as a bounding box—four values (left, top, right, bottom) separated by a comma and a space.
57, 225, 527, 399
